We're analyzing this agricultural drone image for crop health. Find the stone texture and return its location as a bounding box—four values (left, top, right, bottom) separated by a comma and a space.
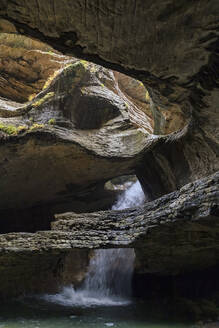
0, 0, 218, 194
0, 33, 68, 102
0, 0, 219, 303
0, 58, 152, 215
52, 171, 219, 275
0, 249, 90, 299
0, 172, 218, 276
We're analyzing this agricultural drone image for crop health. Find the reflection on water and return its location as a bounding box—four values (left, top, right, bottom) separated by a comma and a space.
0, 298, 193, 328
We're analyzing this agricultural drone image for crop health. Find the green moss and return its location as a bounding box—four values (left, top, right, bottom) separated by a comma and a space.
0, 124, 27, 135
29, 123, 44, 131
32, 92, 54, 108
16, 126, 28, 133
43, 71, 60, 90
48, 118, 56, 125
79, 59, 89, 68
0, 124, 17, 135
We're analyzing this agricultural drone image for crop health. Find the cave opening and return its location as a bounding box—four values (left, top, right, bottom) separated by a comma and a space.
0, 173, 146, 234
51, 175, 145, 305
1, 29, 215, 325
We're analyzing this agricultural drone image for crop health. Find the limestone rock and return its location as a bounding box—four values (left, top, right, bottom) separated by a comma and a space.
0, 0, 219, 302
0, 33, 68, 102
0, 57, 152, 215
53, 171, 219, 274
0, 172, 218, 275
0, 0, 218, 194
0, 248, 90, 299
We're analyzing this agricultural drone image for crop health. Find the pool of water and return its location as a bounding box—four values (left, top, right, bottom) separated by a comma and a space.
0, 296, 194, 328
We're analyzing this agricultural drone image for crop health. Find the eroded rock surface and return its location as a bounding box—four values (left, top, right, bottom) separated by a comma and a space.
0, 0, 218, 303
0, 172, 218, 275
0, 0, 218, 196
0, 248, 90, 299
0, 33, 68, 102
0, 57, 153, 215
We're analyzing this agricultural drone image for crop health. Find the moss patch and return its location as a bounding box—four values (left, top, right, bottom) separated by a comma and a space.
32, 92, 54, 108
0, 124, 27, 135
29, 123, 44, 131
48, 118, 56, 125
43, 71, 60, 90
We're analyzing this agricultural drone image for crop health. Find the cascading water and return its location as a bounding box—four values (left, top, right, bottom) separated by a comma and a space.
43, 179, 145, 306
111, 180, 145, 211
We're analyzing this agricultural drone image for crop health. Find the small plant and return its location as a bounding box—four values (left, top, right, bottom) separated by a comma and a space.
0, 124, 18, 135
145, 90, 150, 101
32, 92, 54, 108
48, 50, 56, 55
29, 123, 44, 131
43, 70, 60, 90
16, 125, 28, 133
48, 118, 56, 125
0, 124, 28, 135
28, 93, 37, 101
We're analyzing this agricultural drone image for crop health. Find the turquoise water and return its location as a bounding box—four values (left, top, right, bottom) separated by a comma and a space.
0, 297, 193, 328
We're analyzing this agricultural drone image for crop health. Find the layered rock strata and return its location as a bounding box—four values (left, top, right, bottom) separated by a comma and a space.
0, 1, 218, 197
0, 46, 155, 216
0, 0, 218, 303
0, 171, 218, 274
0, 248, 90, 299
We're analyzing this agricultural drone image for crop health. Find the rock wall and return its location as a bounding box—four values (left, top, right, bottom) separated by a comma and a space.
0, 0, 218, 195
0, 249, 90, 299
0, 52, 153, 218
0, 172, 218, 273
0, 0, 218, 303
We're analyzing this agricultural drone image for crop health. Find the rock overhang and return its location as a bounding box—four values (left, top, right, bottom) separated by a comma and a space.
0, 171, 218, 275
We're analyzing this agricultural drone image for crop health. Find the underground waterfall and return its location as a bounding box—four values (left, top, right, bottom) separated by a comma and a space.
44, 180, 145, 306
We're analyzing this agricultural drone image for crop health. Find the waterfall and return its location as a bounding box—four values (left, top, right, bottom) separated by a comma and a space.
112, 180, 145, 210
43, 179, 145, 306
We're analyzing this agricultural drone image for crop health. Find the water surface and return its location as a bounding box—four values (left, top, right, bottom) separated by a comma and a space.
0, 298, 193, 328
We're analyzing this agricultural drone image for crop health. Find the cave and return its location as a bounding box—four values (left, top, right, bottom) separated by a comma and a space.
0, 1, 219, 326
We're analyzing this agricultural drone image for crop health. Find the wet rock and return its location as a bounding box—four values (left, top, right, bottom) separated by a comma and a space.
0, 0, 218, 304
0, 172, 218, 275
0, 248, 90, 299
